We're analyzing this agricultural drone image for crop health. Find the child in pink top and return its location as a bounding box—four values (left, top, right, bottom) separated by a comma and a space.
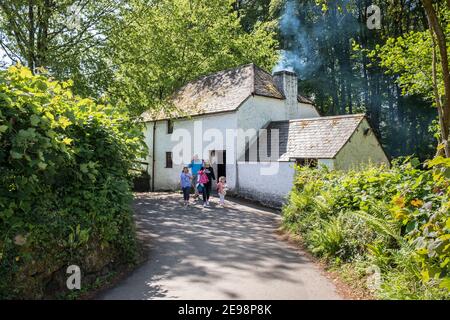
216, 176, 227, 206
197, 168, 209, 207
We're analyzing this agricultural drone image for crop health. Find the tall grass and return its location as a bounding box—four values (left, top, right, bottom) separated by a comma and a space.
282, 158, 450, 300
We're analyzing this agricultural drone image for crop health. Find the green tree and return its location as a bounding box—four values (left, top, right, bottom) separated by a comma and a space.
264, 0, 436, 160
374, 1, 450, 157
107, 0, 278, 116
422, 0, 450, 157
0, 65, 145, 298
0, 0, 122, 96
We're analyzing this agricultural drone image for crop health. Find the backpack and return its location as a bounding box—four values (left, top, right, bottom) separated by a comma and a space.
196, 183, 204, 193
198, 171, 209, 184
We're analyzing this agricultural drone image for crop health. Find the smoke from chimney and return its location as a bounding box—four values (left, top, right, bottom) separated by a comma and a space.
273, 0, 309, 74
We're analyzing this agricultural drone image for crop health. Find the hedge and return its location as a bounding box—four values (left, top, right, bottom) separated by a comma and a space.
282, 158, 450, 299
0, 65, 146, 299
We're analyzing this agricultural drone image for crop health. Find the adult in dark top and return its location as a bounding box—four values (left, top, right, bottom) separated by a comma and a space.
203, 162, 215, 206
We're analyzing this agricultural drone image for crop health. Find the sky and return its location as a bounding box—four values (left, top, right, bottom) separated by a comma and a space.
0, 45, 14, 69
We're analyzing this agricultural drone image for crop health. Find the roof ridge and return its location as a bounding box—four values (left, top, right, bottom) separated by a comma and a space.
175, 62, 282, 98
189, 63, 255, 84
268, 114, 366, 124
263, 113, 370, 160
253, 63, 274, 78
252, 64, 285, 99
143, 63, 288, 121
288, 114, 366, 122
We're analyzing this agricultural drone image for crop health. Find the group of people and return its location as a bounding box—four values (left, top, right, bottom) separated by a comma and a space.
180, 155, 227, 208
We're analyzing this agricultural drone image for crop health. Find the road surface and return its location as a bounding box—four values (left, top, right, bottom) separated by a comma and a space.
98, 192, 341, 300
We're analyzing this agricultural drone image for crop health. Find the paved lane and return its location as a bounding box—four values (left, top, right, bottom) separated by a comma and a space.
98, 193, 341, 300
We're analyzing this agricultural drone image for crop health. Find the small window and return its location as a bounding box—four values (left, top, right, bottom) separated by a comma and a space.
165, 152, 173, 168
167, 120, 174, 134
295, 158, 318, 168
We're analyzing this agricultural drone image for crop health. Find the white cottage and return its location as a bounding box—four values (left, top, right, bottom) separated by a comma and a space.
141, 63, 389, 207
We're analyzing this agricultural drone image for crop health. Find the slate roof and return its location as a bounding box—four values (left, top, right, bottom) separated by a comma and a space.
263, 114, 366, 160
141, 63, 313, 121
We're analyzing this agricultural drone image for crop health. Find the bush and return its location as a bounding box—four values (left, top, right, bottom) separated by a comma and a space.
0, 65, 146, 299
282, 158, 450, 299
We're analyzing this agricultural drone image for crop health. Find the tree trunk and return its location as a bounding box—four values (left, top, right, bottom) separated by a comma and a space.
428, 18, 446, 157
422, 0, 450, 157
36, 0, 51, 69
28, 1, 35, 72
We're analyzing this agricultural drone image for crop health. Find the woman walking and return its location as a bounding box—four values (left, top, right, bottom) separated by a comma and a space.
197, 167, 209, 207
188, 155, 204, 199
180, 167, 192, 207
203, 162, 215, 206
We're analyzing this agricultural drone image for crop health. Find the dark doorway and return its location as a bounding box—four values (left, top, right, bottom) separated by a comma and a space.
210, 150, 226, 190
217, 150, 226, 178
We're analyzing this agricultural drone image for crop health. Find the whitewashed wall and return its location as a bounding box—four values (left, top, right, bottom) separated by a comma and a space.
236, 96, 319, 160
236, 159, 335, 207
297, 102, 320, 119
143, 95, 321, 193
334, 119, 390, 170
237, 96, 287, 130
236, 161, 296, 207
145, 112, 238, 191
237, 96, 319, 130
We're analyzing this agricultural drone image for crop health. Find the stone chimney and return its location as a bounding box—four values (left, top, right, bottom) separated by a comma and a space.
273, 70, 298, 119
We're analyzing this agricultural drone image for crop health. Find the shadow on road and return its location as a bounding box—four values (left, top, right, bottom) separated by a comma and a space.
97, 192, 339, 300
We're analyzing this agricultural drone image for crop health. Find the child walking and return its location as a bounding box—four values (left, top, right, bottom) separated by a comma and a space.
188, 155, 204, 199
180, 167, 192, 207
197, 167, 210, 207
217, 176, 227, 207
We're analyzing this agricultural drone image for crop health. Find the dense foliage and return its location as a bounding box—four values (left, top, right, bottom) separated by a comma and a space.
240, 0, 438, 159
2, 0, 446, 161
0, 0, 123, 97
282, 159, 450, 299
0, 66, 145, 299
108, 0, 278, 115
373, 2, 450, 158
0, 0, 278, 116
